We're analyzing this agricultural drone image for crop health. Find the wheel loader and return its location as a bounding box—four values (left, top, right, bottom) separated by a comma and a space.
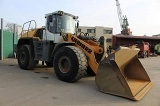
16, 10, 153, 100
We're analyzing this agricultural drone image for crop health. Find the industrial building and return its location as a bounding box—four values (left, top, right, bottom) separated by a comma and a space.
78, 26, 113, 46
112, 34, 160, 53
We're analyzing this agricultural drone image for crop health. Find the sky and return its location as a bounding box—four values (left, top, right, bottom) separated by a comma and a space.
0, 0, 160, 36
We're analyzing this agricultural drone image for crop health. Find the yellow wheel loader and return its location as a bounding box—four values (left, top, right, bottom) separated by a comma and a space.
16, 10, 153, 100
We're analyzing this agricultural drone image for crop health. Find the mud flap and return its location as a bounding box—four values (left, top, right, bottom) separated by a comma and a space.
95, 46, 153, 100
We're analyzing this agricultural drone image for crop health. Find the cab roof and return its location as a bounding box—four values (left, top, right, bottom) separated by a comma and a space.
45, 10, 78, 19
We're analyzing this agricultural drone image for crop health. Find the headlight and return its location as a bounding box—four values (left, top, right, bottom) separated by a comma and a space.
58, 11, 63, 15
73, 16, 78, 19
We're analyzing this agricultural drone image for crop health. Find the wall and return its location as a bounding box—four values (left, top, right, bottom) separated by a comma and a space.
3, 31, 14, 58
0, 18, 20, 60
0, 30, 18, 59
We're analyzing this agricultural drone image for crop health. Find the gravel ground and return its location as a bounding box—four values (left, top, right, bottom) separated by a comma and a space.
0, 57, 159, 106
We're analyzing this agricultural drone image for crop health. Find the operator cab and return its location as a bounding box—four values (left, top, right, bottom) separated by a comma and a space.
45, 11, 79, 34
44, 11, 79, 42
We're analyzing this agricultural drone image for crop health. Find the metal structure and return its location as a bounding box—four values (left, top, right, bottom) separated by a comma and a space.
115, 0, 131, 35
136, 42, 150, 58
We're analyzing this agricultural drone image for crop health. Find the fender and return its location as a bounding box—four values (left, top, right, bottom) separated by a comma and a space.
51, 42, 74, 58
71, 37, 92, 54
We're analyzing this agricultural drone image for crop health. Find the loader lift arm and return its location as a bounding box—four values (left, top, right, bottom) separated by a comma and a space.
61, 33, 106, 74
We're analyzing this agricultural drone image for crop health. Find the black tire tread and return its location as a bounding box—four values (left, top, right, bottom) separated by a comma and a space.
68, 46, 88, 81
18, 45, 36, 70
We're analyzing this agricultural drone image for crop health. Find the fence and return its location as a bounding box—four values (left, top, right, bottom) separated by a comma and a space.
0, 18, 22, 60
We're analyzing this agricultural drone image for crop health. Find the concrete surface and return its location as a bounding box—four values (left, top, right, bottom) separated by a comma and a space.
0, 57, 160, 106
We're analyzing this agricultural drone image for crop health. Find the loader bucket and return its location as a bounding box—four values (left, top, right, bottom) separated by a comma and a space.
95, 46, 153, 100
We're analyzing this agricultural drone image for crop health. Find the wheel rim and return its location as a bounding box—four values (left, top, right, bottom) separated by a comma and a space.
20, 52, 26, 64
58, 56, 71, 73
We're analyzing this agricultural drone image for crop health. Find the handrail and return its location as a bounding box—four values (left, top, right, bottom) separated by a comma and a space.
21, 20, 37, 37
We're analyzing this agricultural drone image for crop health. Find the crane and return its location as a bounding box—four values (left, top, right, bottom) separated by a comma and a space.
115, 0, 131, 35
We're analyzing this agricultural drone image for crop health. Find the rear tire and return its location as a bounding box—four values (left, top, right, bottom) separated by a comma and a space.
53, 46, 87, 82
17, 45, 36, 70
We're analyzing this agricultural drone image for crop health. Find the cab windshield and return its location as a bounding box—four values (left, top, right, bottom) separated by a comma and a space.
57, 15, 76, 34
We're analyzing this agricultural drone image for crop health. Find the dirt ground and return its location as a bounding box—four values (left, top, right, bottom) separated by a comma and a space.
0, 56, 159, 106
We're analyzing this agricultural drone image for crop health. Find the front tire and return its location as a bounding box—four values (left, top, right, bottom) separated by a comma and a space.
53, 46, 87, 82
17, 45, 36, 70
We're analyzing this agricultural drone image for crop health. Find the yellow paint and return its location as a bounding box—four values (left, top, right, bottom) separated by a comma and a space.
66, 34, 104, 74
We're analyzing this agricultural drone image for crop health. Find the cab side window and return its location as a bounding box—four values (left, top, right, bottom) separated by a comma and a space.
47, 15, 57, 33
